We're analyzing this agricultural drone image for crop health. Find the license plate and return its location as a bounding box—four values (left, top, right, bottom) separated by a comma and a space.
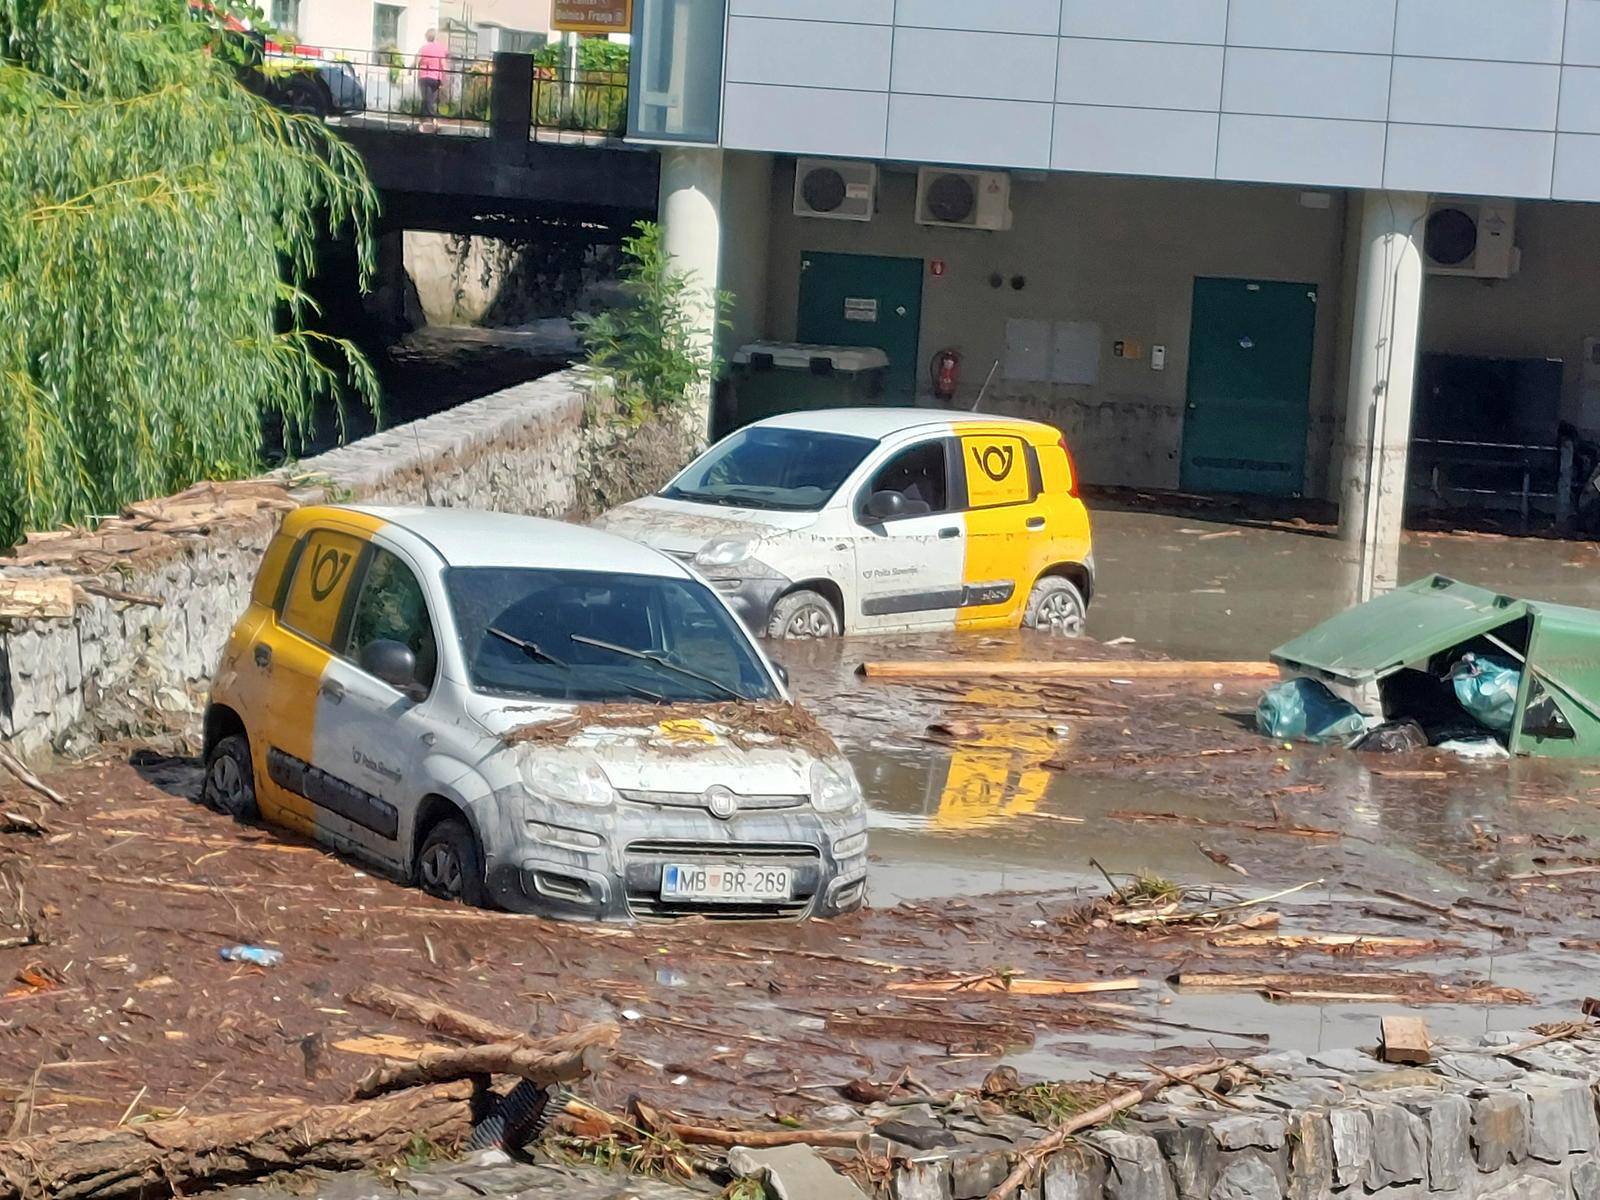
661, 862, 792, 903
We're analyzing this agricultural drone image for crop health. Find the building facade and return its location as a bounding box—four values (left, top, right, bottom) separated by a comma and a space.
629, 0, 1600, 591
272, 0, 552, 56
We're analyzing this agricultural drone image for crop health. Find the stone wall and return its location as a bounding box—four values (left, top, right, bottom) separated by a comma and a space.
0, 370, 697, 764
881, 1036, 1600, 1200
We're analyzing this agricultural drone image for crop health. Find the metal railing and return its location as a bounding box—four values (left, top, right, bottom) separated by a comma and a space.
261, 44, 628, 141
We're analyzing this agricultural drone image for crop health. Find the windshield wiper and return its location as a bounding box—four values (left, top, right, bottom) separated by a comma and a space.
490, 627, 664, 702
570, 634, 747, 702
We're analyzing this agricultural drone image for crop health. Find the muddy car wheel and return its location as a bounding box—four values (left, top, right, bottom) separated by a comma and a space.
417, 818, 486, 907
768, 590, 841, 640
202, 735, 259, 821
1024, 577, 1087, 637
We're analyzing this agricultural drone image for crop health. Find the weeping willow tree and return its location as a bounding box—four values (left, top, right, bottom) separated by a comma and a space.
0, 0, 377, 545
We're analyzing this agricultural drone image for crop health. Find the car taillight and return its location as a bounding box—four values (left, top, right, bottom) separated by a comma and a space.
1058, 436, 1079, 497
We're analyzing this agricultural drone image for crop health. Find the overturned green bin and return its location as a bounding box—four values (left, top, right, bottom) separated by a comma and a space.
1271, 575, 1600, 758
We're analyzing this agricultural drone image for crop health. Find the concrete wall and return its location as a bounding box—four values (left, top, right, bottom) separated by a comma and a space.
761, 159, 1353, 497
0, 370, 697, 765
1421, 200, 1600, 436
719, 0, 1600, 203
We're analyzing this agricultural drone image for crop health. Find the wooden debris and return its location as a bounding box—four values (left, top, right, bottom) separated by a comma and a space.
0, 746, 66, 806
1170, 971, 1531, 1005
351, 1025, 616, 1100
1111, 880, 1322, 927
1379, 1016, 1432, 1064
1207, 932, 1447, 953
1503, 865, 1600, 882
887, 975, 1140, 997
1108, 810, 1339, 840
987, 1058, 1231, 1200
0, 577, 80, 620
346, 983, 528, 1045
1371, 888, 1513, 935
661, 1120, 867, 1150
0, 1081, 477, 1200
861, 660, 1280, 682
77, 583, 163, 608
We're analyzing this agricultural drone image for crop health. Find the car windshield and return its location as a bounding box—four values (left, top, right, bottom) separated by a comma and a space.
444, 567, 780, 704
661, 426, 877, 512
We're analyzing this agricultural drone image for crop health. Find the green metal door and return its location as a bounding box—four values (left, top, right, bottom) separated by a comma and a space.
797, 252, 924, 402
1181, 277, 1317, 496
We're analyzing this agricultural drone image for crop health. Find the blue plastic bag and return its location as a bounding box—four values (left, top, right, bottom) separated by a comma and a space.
1450, 654, 1521, 733
1255, 678, 1366, 744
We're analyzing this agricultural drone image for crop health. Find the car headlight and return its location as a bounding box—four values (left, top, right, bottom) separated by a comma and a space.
695, 539, 752, 568
810, 760, 860, 814
521, 757, 616, 809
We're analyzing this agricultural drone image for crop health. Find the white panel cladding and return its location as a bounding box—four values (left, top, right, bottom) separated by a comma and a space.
725, 17, 892, 90
1568, 0, 1600, 66
1057, 38, 1224, 111
1052, 105, 1220, 178
1390, 57, 1560, 130
1393, 0, 1566, 62
723, 83, 889, 158
729, 0, 893, 23
1560, 67, 1600, 132
887, 95, 1054, 168
1553, 131, 1600, 198
1385, 124, 1556, 196
1226, 0, 1397, 55
1222, 48, 1392, 121
894, 0, 1059, 36
891, 28, 1058, 102
1216, 114, 1387, 187
1059, 0, 1227, 44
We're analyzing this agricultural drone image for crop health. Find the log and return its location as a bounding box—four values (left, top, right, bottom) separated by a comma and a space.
0, 577, 79, 620
987, 1059, 1231, 1200
1380, 1016, 1432, 1064
0, 746, 66, 806
860, 660, 1279, 682
887, 976, 1140, 997
351, 1026, 616, 1100
346, 982, 526, 1044
668, 1122, 868, 1150
0, 1081, 476, 1200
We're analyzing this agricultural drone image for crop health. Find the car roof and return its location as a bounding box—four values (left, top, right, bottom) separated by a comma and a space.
753, 408, 1058, 441
325, 506, 691, 578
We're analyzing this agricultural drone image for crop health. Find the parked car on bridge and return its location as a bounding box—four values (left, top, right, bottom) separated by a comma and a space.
202, 506, 868, 921
596, 410, 1096, 639
190, 4, 366, 118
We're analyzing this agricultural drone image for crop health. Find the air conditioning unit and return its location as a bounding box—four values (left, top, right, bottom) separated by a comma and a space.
915, 168, 1012, 232
793, 159, 876, 222
1424, 199, 1518, 279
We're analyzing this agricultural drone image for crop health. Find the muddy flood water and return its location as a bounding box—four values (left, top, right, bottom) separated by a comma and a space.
770, 508, 1600, 1066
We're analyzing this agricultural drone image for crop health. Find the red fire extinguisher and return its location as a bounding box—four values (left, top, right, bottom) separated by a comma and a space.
931, 349, 962, 402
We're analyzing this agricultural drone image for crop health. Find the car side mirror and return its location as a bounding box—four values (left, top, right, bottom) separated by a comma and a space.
866, 491, 907, 522
360, 639, 417, 691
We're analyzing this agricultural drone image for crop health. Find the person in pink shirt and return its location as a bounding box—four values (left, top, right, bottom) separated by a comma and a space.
416, 29, 448, 131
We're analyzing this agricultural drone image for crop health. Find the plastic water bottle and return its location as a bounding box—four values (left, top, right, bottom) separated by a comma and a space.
219, 944, 284, 968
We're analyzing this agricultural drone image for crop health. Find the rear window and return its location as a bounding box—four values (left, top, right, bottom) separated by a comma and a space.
662, 427, 876, 512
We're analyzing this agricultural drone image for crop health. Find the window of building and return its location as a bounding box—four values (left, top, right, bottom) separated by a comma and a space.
270, 0, 300, 34
373, 3, 404, 50
628, 0, 725, 143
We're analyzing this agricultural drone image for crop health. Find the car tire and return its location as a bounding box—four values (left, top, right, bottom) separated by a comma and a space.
417, 817, 487, 908
277, 75, 329, 118
202, 734, 260, 822
1023, 576, 1088, 637
768, 589, 841, 640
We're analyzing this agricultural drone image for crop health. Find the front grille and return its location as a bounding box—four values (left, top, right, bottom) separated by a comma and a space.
624, 840, 820, 921
618, 788, 807, 813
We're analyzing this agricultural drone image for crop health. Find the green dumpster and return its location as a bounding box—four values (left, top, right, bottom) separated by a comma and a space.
723, 342, 892, 436
1272, 575, 1600, 757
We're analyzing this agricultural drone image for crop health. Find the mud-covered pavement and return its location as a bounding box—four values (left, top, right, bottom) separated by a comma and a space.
4, 509, 1600, 1140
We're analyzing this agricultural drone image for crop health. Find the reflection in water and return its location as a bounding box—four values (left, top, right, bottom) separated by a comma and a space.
932, 706, 1063, 831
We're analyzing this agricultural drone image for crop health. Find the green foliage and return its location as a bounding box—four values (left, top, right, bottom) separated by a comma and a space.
531, 39, 629, 133
0, 0, 377, 544
533, 37, 630, 75
576, 222, 730, 420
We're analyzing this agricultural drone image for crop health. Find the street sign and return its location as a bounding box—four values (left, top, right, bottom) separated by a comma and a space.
551, 0, 632, 34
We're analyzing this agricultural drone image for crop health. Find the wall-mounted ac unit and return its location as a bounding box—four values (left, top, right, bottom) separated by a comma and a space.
793, 159, 876, 221
1424, 199, 1518, 279
915, 168, 1012, 232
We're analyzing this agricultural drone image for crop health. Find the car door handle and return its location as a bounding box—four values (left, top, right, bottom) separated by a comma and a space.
1026, 517, 1046, 531
319, 679, 345, 704
938, 527, 960, 539
253, 643, 271, 669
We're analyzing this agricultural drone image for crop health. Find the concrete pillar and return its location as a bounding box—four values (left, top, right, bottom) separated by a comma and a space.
1339, 190, 1429, 603
658, 146, 727, 428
